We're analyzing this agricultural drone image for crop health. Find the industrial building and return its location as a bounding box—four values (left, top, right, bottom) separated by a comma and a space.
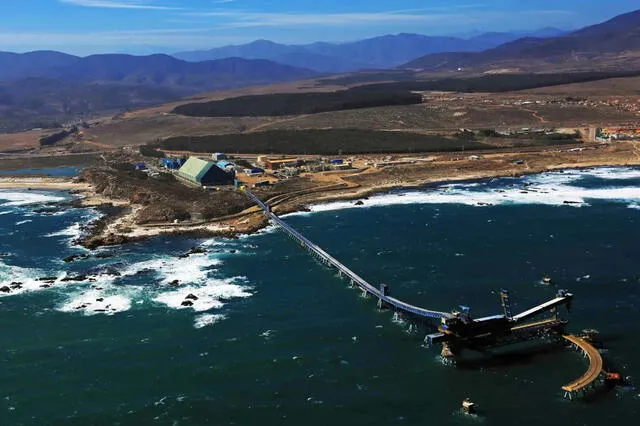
263, 158, 299, 170
212, 153, 228, 161
176, 157, 235, 187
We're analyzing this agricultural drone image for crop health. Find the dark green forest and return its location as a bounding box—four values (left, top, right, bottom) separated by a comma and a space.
172, 89, 423, 117
155, 129, 492, 155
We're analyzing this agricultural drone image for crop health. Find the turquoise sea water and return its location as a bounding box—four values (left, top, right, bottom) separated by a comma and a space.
1, 167, 640, 425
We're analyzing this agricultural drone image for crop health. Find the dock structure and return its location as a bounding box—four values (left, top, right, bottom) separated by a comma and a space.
561, 334, 605, 400
244, 189, 452, 321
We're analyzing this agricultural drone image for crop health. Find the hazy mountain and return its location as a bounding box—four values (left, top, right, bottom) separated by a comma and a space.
173, 30, 563, 72
0, 52, 317, 132
403, 10, 640, 71
0, 52, 316, 90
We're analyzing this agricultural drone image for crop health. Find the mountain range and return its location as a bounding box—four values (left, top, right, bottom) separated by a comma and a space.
0, 53, 315, 133
403, 10, 640, 71
173, 28, 567, 73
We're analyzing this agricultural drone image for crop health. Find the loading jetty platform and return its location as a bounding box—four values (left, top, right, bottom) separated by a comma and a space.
561, 334, 605, 400
242, 189, 617, 400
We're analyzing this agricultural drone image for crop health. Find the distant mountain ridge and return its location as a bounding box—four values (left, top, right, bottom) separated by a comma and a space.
0, 52, 316, 133
403, 9, 640, 71
173, 29, 566, 73
0, 52, 316, 90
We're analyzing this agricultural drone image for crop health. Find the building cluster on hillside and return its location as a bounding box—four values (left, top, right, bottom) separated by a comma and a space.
152, 153, 353, 189
598, 127, 640, 141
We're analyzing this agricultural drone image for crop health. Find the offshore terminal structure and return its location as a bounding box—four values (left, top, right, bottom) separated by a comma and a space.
244, 189, 613, 400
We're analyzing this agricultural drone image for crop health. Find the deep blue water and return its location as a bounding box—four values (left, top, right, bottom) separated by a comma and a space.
1, 167, 640, 425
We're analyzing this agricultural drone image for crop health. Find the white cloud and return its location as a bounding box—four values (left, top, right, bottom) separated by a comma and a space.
59, 0, 181, 10
182, 9, 572, 29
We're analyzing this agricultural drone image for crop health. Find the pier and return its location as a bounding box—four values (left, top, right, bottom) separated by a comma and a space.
242, 189, 617, 400
244, 189, 574, 350
561, 334, 605, 400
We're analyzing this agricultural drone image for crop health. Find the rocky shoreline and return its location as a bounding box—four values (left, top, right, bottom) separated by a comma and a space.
4, 140, 640, 250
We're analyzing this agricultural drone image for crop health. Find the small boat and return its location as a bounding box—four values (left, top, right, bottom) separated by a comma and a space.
462, 398, 476, 415
542, 276, 552, 285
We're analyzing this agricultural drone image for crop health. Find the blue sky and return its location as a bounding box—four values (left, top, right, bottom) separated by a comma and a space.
0, 0, 638, 54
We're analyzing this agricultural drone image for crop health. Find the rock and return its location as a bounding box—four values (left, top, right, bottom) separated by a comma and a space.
37, 276, 58, 282
61, 274, 88, 282
228, 249, 237, 254
40, 284, 51, 288
354, 200, 364, 206
185, 293, 199, 301
0, 286, 11, 293
181, 300, 194, 307
169, 280, 181, 287
10, 282, 23, 289
63, 254, 90, 263
96, 298, 104, 302
94, 253, 116, 259
179, 246, 208, 258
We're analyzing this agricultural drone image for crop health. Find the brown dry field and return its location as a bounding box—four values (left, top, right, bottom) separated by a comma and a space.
0, 131, 43, 152
522, 76, 640, 96
80, 93, 640, 148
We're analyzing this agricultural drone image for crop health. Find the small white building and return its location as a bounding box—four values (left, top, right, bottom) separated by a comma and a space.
212, 153, 228, 161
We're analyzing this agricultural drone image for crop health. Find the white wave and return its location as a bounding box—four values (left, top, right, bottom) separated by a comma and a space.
580, 167, 640, 181
628, 203, 640, 210
153, 277, 252, 312
0, 260, 55, 296
194, 313, 226, 329
45, 222, 82, 238
0, 191, 65, 207
15, 220, 32, 226
301, 168, 640, 213
58, 290, 132, 316
121, 253, 222, 286
0, 210, 11, 216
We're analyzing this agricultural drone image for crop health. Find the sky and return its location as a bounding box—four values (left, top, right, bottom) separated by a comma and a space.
0, 0, 638, 55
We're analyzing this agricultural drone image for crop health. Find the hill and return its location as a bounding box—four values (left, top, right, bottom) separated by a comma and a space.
0, 52, 316, 132
174, 31, 561, 73
403, 9, 640, 71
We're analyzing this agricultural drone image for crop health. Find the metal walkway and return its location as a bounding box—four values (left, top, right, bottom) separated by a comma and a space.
245, 189, 453, 320
561, 334, 605, 399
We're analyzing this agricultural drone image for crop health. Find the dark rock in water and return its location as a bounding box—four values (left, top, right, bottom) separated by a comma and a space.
63, 254, 90, 263
94, 253, 115, 259
61, 274, 88, 282
0, 253, 10, 257
32, 207, 61, 215
94, 309, 107, 312
135, 268, 153, 276
96, 298, 104, 302
40, 284, 51, 288
181, 300, 194, 307
169, 280, 181, 287
354, 200, 364, 206
563, 200, 581, 205
228, 249, 237, 254
37, 276, 57, 282
179, 246, 208, 258
10, 282, 23, 289
185, 293, 199, 301
0, 286, 11, 293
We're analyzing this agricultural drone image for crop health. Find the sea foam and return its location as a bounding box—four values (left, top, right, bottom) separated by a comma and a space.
302, 168, 640, 214
0, 191, 65, 207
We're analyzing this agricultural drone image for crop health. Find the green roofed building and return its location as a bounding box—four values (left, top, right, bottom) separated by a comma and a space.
176, 157, 235, 186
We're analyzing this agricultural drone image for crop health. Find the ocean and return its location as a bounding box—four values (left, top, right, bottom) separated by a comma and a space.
1, 167, 639, 425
